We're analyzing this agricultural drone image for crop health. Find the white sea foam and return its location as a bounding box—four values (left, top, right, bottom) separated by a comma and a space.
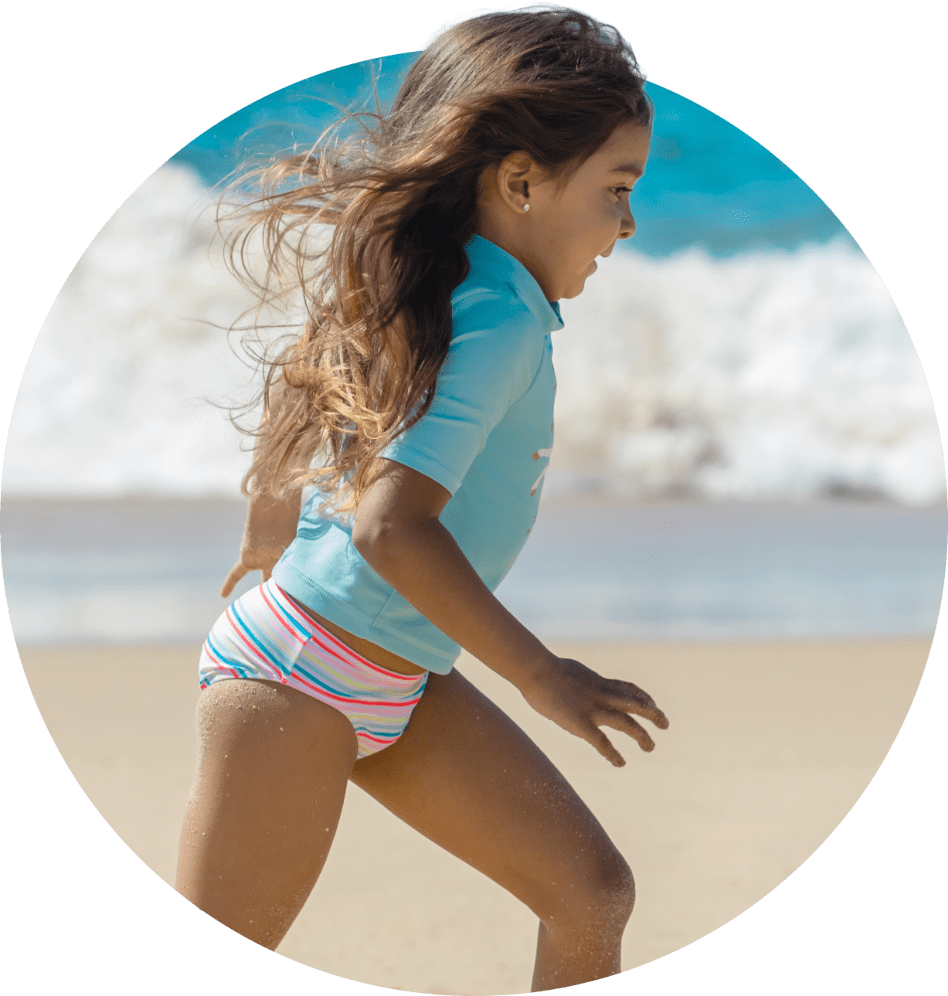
5, 166, 266, 497
4, 163, 944, 503
553, 242, 945, 504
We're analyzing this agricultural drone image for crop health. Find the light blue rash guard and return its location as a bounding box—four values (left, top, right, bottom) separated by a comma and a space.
271, 234, 563, 674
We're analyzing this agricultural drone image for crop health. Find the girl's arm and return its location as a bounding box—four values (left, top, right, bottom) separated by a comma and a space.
221, 380, 302, 598
220, 488, 302, 598
352, 459, 669, 766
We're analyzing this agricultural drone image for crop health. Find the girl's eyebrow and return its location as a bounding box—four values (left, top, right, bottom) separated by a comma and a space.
609, 163, 645, 178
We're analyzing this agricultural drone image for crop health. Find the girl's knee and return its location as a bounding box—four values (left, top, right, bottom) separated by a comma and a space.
533, 844, 635, 934
585, 848, 636, 926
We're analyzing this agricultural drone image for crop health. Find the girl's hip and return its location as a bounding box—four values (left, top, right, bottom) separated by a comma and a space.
198, 579, 428, 759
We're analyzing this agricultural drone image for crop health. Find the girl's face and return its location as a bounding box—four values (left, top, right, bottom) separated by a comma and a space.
486, 121, 651, 301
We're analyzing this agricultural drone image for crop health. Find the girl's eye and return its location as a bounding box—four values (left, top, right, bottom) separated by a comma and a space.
612, 186, 632, 197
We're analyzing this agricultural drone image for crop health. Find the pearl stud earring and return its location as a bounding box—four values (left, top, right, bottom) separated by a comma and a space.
523, 203, 530, 212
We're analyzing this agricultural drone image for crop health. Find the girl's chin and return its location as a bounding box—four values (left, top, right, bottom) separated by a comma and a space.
560, 267, 596, 300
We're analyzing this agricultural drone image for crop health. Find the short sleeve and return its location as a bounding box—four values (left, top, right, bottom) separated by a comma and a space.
382, 292, 544, 495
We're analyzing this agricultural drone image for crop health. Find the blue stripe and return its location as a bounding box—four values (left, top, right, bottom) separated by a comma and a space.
290, 660, 363, 701
294, 656, 396, 697
198, 587, 426, 761
228, 599, 293, 676
202, 633, 259, 679
352, 726, 399, 742
291, 657, 422, 706
262, 582, 315, 642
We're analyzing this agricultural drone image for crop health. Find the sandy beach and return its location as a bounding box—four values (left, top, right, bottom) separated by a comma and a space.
19, 636, 929, 995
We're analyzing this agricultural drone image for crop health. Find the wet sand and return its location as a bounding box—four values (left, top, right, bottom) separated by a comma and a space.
19, 636, 929, 995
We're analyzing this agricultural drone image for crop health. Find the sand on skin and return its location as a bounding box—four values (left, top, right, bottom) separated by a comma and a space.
20, 636, 929, 995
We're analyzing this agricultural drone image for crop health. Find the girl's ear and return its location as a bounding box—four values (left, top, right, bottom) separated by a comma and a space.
495, 152, 541, 214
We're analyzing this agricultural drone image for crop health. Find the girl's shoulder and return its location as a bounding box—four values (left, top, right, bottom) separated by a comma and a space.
449, 280, 544, 362
454, 235, 563, 344
443, 274, 552, 405
451, 280, 528, 325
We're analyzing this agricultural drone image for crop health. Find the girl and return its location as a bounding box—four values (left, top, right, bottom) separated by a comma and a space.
176, 7, 668, 991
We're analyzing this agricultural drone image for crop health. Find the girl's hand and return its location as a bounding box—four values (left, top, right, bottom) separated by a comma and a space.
220, 486, 303, 599
354, 461, 668, 763
220, 541, 287, 598
520, 657, 669, 767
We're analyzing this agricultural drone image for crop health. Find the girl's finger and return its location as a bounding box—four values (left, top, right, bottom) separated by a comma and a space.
601, 682, 669, 729
220, 564, 247, 599
594, 709, 656, 753
583, 725, 626, 768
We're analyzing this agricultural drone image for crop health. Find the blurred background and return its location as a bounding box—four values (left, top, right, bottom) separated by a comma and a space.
2, 54, 945, 646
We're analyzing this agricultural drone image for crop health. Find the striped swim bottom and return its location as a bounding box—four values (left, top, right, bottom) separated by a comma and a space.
199, 579, 428, 759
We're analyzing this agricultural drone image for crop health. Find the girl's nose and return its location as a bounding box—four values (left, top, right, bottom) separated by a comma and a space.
619, 208, 636, 240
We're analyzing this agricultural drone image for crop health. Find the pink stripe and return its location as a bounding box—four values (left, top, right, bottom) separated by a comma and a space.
201, 640, 245, 680
262, 588, 390, 682
225, 605, 286, 680
200, 641, 227, 668
259, 584, 314, 645
267, 588, 366, 671
203, 634, 283, 688
270, 584, 423, 682
356, 731, 399, 745
200, 583, 428, 761
288, 664, 423, 709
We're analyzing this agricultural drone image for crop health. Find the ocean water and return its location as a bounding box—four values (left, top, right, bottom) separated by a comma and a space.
2, 499, 945, 646
2, 53, 945, 646
170, 61, 854, 258
2, 163, 942, 505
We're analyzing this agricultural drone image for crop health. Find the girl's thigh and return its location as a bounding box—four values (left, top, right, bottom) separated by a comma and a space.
176, 678, 358, 948
350, 668, 632, 924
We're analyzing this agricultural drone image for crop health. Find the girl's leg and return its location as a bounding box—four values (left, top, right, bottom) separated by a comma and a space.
351, 668, 636, 991
175, 678, 358, 949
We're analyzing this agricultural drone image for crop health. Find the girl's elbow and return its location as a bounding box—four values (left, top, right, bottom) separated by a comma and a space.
351, 517, 378, 558
352, 514, 400, 564
352, 512, 428, 574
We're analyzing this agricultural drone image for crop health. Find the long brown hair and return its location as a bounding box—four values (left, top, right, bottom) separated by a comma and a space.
225, 6, 652, 514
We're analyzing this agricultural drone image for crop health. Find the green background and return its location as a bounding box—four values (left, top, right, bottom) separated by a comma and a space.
0, 0, 948, 994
